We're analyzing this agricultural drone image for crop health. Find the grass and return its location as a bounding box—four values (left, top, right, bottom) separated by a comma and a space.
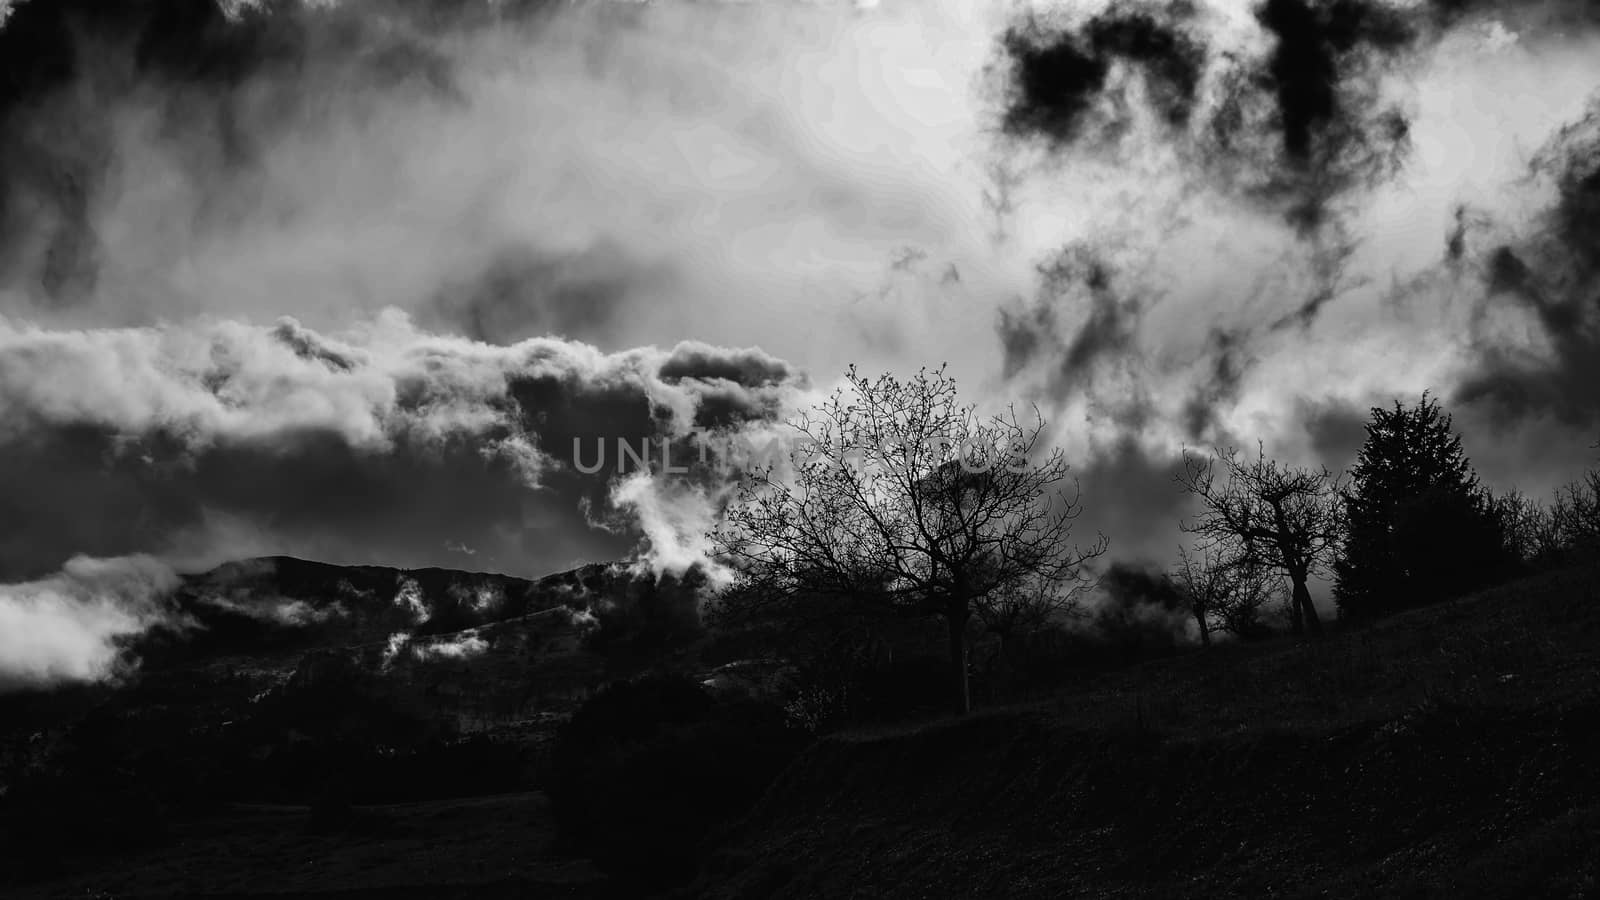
9, 563, 1599, 898
689, 562, 1600, 899
3, 792, 626, 899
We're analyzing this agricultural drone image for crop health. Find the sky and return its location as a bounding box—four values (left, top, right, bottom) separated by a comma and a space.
1, 0, 1599, 666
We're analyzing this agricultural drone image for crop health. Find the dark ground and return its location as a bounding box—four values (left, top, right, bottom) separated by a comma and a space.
3, 792, 619, 900
691, 563, 1600, 899
7, 562, 1600, 898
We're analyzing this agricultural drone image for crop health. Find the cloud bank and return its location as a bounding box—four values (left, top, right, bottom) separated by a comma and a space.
1, 0, 1599, 628
0, 309, 805, 581
0, 554, 182, 687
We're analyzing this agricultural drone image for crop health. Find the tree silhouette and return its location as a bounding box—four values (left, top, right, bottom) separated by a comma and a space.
712, 365, 1106, 715
1169, 545, 1277, 646
1546, 470, 1600, 557
1334, 394, 1508, 620
1177, 445, 1344, 637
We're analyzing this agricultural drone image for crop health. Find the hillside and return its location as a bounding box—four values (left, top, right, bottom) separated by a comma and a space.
691, 563, 1600, 899
5, 561, 1599, 897
0, 555, 658, 758
146, 555, 629, 667
0, 552, 711, 892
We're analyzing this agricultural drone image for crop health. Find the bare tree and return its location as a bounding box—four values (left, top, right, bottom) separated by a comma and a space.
1169, 546, 1225, 648
1168, 546, 1277, 646
971, 573, 1088, 691
713, 365, 1106, 715
1549, 470, 1600, 555
1486, 488, 1558, 566
1214, 561, 1279, 640
974, 573, 1084, 643
1177, 445, 1344, 637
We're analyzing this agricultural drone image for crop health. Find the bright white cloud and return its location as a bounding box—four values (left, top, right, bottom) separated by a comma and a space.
0, 555, 182, 688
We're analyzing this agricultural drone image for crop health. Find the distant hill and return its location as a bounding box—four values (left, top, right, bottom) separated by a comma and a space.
113, 553, 714, 733
130, 554, 703, 669
148, 555, 600, 664
0, 554, 713, 803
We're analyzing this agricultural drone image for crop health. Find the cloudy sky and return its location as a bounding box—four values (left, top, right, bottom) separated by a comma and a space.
1, 0, 1597, 598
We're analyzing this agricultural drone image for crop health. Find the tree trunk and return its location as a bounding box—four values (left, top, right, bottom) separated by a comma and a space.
1287, 587, 1305, 635
1195, 609, 1211, 647
1292, 576, 1322, 637
947, 610, 971, 716
987, 633, 1007, 695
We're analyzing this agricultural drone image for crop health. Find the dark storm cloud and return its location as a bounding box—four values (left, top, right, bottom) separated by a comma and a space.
1297, 395, 1369, 468
993, 0, 1598, 241
1536, 105, 1600, 283
0, 0, 533, 305
996, 3, 1207, 146
1179, 328, 1249, 442
1444, 204, 1480, 264
1072, 437, 1192, 564
1485, 244, 1534, 296
987, 0, 1430, 476
655, 342, 802, 429
1424, 0, 1600, 29
0, 0, 268, 272
1052, 257, 1137, 384
1088, 559, 1192, 645
1062, 294, 1139, 389
271, 317, 360, 371
997, 302, 1052, 381
657, 342, 797, 388
1455, 101, 1600, 427
0, 0, 301, 112
997, 19, 1113, 147
1253, 0, 1414, 164
679, 382, 789, 431
981, 0, 1600, 582
983, 0, 1600, 490
0, 421, 548, 583
1204, 0, 1415, 233
1001, 242, 1269, 446
1269, 222, 1365, 329
0, 0, 537, 113
0, 315, 804, 581
995, 0, 1417, 230
998, 245, 1144, 404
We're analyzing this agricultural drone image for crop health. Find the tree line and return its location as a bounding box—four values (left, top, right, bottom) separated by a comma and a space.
709, 368, 1600, 718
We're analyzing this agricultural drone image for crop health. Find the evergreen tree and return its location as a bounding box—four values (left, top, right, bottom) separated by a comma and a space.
1334, 394, 1508, 620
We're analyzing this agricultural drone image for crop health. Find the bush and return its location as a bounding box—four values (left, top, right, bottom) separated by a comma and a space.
546, 673, 808, 889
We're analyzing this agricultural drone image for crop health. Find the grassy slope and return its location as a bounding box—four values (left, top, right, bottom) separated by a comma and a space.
693, 564, 1600, 899
6, 793, 625, 900
9, 565, 1597, 898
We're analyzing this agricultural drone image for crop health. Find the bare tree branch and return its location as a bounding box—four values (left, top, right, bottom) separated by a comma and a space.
1176, 444, 1343, 637
711, 365, 1108, 714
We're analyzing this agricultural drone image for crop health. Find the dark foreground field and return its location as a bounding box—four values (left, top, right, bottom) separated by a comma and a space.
4, 792, 619, 900
692, 564, 1600, 899
12, 564, 1600, 899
